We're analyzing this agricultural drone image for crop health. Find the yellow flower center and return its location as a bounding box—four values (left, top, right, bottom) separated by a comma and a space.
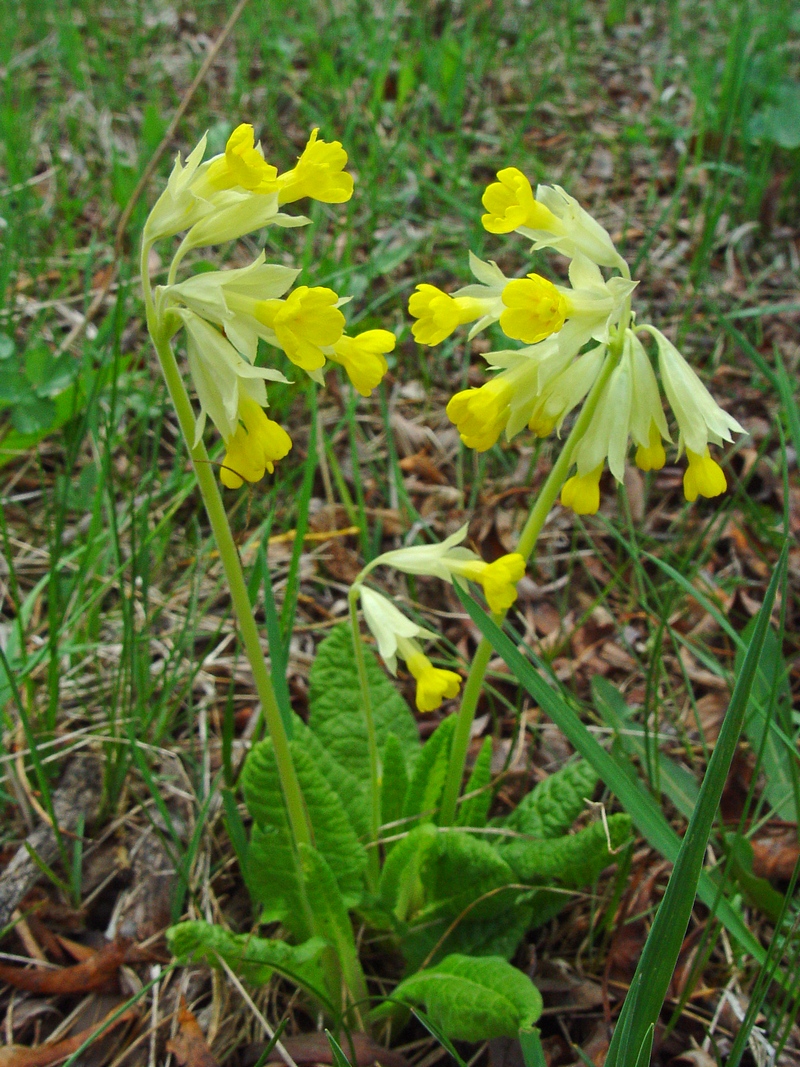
481, 168, 561, 235
499, 274, 568, 344
405, 649, 461, 713
330, 330, 394, 396
561, 463, 604, 515
683, 448, 727, 502
206, 124, 278, 193
408, 284, 486, 347
255, 286, 344, 371
221, 396, 292, 489
635, 421, 667, 472
277, 129, 354, 205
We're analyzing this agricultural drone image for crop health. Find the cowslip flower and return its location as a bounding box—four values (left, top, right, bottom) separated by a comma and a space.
327, 330, 396, 395
176, 310, 292, 487
275, 128, 354, 205
358, 586, 461, 712
481, 168, 626, 271
368, 525, 526, 615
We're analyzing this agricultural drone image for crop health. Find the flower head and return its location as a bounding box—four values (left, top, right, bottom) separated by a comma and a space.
221, 395, 292, 489
329, 329, 395, 395
408, 284, 492, 346
481, 168, 561, 235
357, 587, 458, 711
276, 129, 354, 205
499, 274, 567, 344
683, 449, 728, 502
255, 286, 345, 371
204, 124, 278, 193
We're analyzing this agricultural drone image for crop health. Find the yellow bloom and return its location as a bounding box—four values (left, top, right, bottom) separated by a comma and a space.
205, 124, 278, 193
277, 128, 354, 205
401, 641, 462, 712
561, 464, 604, 515
220, 395, 292, 489
408, 284, 489, 346
447, 380, 512, 451
447, 553, 526, 614
635, 421, 667, 472
683, 448, 727, 502
329, 329, 394, 395
255, 286, 345, 371
499, 274, 568, 344
481, 168, 561, 234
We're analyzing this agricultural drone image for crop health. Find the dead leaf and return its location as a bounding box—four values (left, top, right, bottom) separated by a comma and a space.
0, 937, 129, 994
398, 451, 448, 484
0, 1006, 136, 1067
751, 830, 800, 881
242, 1032, 408, 1067
167, 999, 219, 1067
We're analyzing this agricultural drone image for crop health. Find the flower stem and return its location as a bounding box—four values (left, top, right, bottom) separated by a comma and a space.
438, 348, 620, 825
348, 586, 381, 891
141, 247, 312, 851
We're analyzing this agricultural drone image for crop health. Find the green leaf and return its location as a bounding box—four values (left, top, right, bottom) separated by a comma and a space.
393, 954, 543, 1041
167, 920, 328, 998
378, 822, 438, 922
403, 828, 530, 968
724, 833, 785, 922
242, 737, 367, 932
735, 616, 796, 821
748, 81, 800, 149
308, 624, 419, 783
11, 396, 57, 434
403, 715, 457, 825
455, 737, 493, 829
0, 362, 33, 405
24, 345, 78, 397
0, 334, 15, 360
500, 760, 598, 839
519, 1029, 547, 1067
295, 718, 370, 840
502, 814, 632, 886
381, 732, 409, 831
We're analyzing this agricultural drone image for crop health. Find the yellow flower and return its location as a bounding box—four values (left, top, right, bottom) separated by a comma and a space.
205, 124, 278, 193
481, 168, 561, 235
447, 381, 512, 451
499, 274, 568, 344
683, 448, 727, 502
400, 640, 462, 712
329, 329, 394, 395
446, 554, 527, 614
561, 464, 604, 515
277, 129, 354, 205
635, 421, 667, 472
255, 286, 345, 371
220, 395, 292, 489
408, 284, 490, 346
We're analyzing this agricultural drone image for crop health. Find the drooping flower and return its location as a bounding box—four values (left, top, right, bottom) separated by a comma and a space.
366, 525, 527, 615
221, 395, 292, 489
276, 128, 354, 205
328, 329, 396, 395
357, 586, 460, 711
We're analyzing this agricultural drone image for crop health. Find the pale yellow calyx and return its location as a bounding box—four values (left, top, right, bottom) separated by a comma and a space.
683, 448, 727, 502
330, 329, 395, 396
255, 286, 345, 371
481, 168, 562, 235
448, 553, 526, 614
499, 274, 568, 344
206, 124, 278, 193
408, 284, 488, 347
635, 421, 667, 472
221, 395, 292, 489
276, 129, 354, 205
400, 641, 462, 713
561, 463, 604, 515
446, 377, 514, 452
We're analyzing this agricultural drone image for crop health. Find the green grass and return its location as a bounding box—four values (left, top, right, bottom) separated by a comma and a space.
1, 0, 799, 1060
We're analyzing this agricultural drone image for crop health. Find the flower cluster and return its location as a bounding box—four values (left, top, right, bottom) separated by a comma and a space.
143, 125, 394, 488
353, 526, 526, 711
409, 168, 744, 513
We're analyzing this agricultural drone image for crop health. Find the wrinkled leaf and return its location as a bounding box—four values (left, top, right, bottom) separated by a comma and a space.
500, 759, 598, 839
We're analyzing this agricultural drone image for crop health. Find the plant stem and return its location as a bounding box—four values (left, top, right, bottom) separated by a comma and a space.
438, 347, 621, 825
348, 586, 381, 891
141, 247, 311, 850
